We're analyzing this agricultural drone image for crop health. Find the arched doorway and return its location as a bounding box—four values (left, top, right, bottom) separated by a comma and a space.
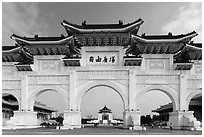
2, 93, 19, 125
186, 92, 202, 122
138, 90, 172, 126
135, 85, 178, 126
80, 86, 124, 126
75, 81, 128, 126
27, 86, 69, 125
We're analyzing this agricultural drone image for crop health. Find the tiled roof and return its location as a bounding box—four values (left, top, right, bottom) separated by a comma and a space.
62, 18, 143, 29
174, 43, 202, 62
140, 31, 197, 40
11, 34, 66, 42
61, 19, 143, 34
132, 31, 197, 43
99, 105, 112, 113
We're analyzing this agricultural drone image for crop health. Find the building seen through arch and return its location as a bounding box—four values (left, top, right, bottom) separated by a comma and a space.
2, 18, 202, 130
2, 94, 57, 126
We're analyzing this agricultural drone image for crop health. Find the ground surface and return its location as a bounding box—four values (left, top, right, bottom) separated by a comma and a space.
2, 126, 202, 135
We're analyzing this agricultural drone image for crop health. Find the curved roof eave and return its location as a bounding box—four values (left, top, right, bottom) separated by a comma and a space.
131, 32, 198, 43
10, 35, 74, 45
61, 20, 144, 33
174, 43, 202, 61
186, 44, 202, 50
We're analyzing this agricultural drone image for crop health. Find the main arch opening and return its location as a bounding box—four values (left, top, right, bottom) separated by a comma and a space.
138, 90, 173, 127
30, 89, 66, 125
80, 85, 125, 126
2, 93, 19, 125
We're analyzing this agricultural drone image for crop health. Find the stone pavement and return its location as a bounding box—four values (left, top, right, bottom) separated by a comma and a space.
2, 126, 202, 135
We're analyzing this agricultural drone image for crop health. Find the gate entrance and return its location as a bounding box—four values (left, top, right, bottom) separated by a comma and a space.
80, 86, 124, 126
2, 19, 202, 130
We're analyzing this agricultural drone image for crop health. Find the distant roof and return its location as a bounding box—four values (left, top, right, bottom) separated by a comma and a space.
99, 105, 112, 113
2, 97, 56, 112
153, 95, 201, 113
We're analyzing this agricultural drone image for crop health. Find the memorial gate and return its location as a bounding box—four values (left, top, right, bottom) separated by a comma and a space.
2, 18, 202, 130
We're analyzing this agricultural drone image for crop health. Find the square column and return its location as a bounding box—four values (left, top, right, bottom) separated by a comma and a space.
169, 111, 201, 130
6, 111, 38, 128
123, 110, 142, 130
62, 110, 81, 129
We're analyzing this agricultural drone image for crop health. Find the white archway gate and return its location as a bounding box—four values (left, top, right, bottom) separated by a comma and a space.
2, 47, 202, 130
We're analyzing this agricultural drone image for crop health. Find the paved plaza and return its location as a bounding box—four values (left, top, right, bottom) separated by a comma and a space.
2, 126, 202, 135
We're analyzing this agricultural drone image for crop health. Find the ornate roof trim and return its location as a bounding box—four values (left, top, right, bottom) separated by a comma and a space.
61, 19, 144, 33
10, 34, 74, 45
131, 32, 198, 43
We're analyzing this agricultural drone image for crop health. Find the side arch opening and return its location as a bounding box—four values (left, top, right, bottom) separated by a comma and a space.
2, 93, 19, 125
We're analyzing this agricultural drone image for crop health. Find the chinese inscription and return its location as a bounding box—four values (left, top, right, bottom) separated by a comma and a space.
87, 51, 118, 65
89, 56, 115, 63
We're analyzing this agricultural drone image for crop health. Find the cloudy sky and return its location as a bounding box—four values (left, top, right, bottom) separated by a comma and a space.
2, 2, 202, 118
2, 2, 202, 46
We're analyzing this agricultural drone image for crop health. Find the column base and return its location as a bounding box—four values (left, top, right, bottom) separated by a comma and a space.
62, 110, 81, 129
123, 110, 142, 130
5, 111, 37, 128
169, 111, 201, 130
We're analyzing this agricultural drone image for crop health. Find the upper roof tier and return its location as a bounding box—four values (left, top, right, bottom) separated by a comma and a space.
132, 31, 197, 43
61, 18, 144, 34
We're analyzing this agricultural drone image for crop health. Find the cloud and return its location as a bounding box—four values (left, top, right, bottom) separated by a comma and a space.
161, 2, 202, 42
2, 3, 50, 45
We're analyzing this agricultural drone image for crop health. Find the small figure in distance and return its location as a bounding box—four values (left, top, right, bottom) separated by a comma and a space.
151, 123, 154, 128
170, 123, 173, 131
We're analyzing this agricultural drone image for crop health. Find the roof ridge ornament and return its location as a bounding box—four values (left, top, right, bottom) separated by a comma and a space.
82, 21, 86, 26
119, 20, 123, 25
168, 32, 172, 36
34, 34, 38, 38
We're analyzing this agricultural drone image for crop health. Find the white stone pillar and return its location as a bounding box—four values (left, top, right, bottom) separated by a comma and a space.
12, 111, 37, 126
169, 111, 201, 130
6, 76, 38, 128
123, 110, 142, 130
69, 71, 76, 110
169, 111, 185, 129
128, 69, 136, 110
20, 76, 28, 111
179, 73, 188, 111
62, 110, 81, 129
